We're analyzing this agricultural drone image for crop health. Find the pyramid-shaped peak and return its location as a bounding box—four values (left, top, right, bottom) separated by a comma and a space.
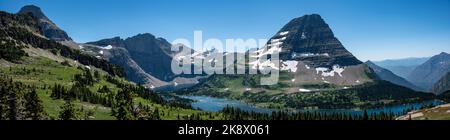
271, 14, 362, 67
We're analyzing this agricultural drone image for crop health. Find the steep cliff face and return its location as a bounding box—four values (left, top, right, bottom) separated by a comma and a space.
104, 47, 169, 88
86, 34, 178, 81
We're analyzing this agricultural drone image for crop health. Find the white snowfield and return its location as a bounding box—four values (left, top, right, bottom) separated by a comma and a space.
175, 49, 217, 62
315, 65, 345, 77
268, 41, 283, 47
248, 59, 279, 70
280, 60, 298, 72
305, 65, 310, 69
250, 46, 282, 58
99, 50, 103, 55
270, 36, 287, 43
298, 53, 329, 57
102, 45, 113, 50
298, 88, 312, 92
279, 31, 289, 36
78, 45, 84, 49
248, 60, 298, 73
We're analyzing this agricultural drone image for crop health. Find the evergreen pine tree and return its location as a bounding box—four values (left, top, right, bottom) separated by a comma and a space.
24, 89, 44, 120
58, 100, 81, 120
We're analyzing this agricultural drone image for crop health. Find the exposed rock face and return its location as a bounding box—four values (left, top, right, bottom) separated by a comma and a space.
366, 61, 422, 91
86, 33, 184, 82
407, 52, 450, 91
273, 14, 362, 68
17, 5, 72, 42
103, 47, 168, 88
86, 34, 200, 89
433, 71, 450, 95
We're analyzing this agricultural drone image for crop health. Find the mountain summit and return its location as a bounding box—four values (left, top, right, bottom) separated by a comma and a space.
17, 5, 73, 43
274, 14, 362, 68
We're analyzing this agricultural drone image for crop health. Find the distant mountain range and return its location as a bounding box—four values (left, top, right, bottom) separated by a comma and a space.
372, 57, 429, 79
407, 52, 450, 92
366, 61, 422, 91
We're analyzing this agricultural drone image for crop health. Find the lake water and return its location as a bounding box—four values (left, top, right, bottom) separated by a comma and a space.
181, 95, 445, 115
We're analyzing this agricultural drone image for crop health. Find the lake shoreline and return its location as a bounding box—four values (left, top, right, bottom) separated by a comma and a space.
180, 95, 446, 116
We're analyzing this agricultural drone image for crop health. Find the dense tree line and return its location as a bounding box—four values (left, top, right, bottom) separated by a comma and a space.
0, 75, 45, 120
48, 69, 179, 120
218, 107, 395, 120
0, 37, 28, 62
105, 75, 192, 109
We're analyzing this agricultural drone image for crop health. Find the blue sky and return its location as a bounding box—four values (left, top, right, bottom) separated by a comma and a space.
0, 0, 449, 61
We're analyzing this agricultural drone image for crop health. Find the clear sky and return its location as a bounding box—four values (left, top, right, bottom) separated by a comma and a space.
1, 0, 449, 61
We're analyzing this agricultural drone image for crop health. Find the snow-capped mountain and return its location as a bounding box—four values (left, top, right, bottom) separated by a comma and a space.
274, 14, 362, 67
248, 14, 373, 86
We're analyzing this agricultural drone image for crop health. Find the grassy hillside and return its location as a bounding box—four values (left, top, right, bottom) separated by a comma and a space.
396, 103, 450, 120
0, 55, 213, 120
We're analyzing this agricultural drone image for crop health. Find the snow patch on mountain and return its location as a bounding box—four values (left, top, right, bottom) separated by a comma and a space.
315, 65, 345, 77
279, 31, 289, 36
299, 88, 311, 92
280, 60, 298, 72
102, 45, 113, 50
